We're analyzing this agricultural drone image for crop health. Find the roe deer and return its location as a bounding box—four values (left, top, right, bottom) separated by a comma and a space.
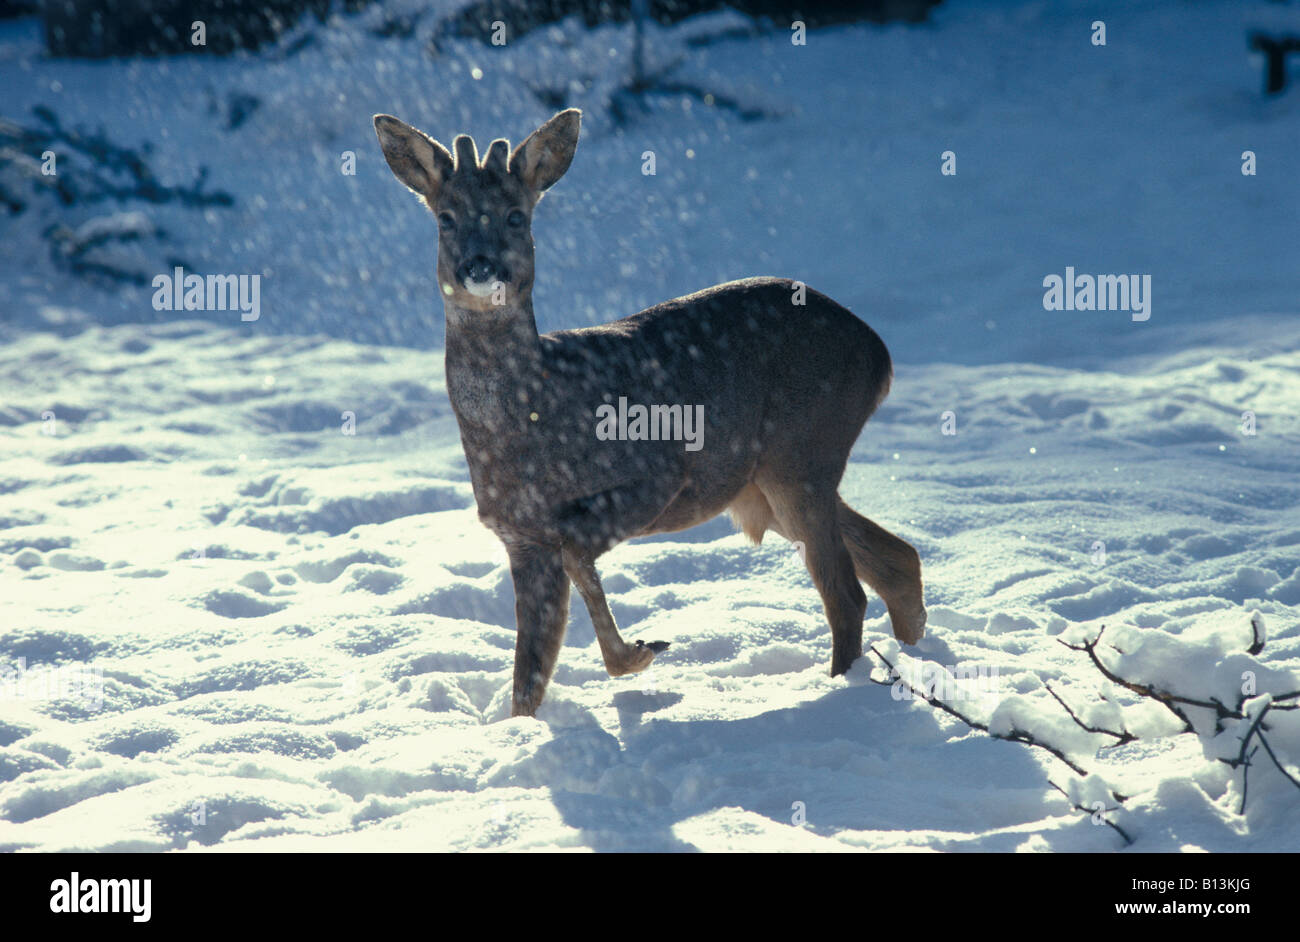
374, 108, 927, 717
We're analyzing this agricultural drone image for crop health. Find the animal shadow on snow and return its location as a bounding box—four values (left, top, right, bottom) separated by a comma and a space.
533, 682, 1063, 852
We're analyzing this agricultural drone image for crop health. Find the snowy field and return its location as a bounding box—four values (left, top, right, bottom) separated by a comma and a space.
2, 0, 1299, 852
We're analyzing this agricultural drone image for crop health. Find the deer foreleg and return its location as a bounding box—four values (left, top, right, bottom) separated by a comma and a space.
562, 544, 668, 677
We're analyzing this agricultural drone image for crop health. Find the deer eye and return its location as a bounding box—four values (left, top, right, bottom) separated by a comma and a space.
506, 209, 526, 228
437, 212, 456, 230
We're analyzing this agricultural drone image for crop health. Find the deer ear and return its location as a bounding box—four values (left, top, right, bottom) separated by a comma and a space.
374, 114, 453, 204
510, 109, 581, 194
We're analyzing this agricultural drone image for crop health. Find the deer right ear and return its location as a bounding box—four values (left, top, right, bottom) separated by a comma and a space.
374, 114, 453, 205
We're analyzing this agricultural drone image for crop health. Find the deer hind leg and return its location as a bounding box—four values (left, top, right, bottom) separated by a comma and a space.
757, 476, 866, 676
507, 543, 571, 717
837, 499, 926, 645
562, 544, 668, 677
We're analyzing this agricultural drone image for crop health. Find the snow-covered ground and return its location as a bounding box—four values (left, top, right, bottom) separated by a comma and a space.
1, 0, 1298, 851
2, 316, 1297, 852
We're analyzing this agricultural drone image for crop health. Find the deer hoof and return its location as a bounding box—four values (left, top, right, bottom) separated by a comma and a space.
891, 605, 927, 645
608, 639, 668, 677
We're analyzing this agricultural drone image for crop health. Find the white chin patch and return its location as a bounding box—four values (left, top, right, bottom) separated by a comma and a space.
464, 279, 498, 298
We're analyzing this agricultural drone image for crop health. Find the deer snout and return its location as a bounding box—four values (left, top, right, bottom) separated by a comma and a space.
458, 256, 503, 285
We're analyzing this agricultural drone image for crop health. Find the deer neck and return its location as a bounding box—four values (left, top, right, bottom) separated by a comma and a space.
443, 298, 544, 435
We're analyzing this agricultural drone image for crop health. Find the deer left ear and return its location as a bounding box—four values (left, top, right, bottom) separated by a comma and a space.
510, 109, 581, 194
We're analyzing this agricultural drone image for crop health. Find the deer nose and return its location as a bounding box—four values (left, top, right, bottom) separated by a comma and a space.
459, 256, 498, 284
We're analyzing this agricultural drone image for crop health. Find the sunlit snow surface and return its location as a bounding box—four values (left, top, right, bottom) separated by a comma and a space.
1, 0, 1298, 851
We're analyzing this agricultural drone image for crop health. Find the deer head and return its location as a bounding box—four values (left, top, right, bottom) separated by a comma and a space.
373, 109, 581, 317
